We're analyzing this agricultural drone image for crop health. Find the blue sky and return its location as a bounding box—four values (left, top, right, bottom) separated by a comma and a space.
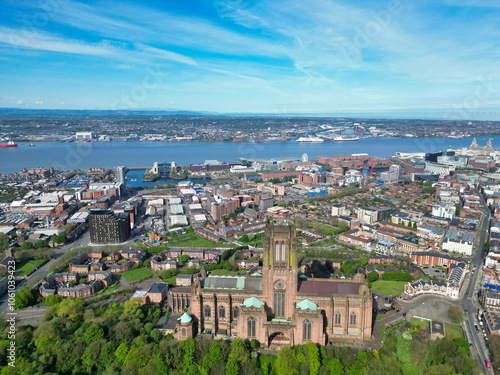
0, 0, 500, 119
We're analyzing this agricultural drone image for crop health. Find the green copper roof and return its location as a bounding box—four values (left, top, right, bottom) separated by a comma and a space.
250, 272, 262, 277
241, 296, 264, 308
296, 298, 319, 311
178, 312, 192, 324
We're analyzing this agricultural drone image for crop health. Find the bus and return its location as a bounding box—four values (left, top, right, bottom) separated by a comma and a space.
486, 360, 491, 370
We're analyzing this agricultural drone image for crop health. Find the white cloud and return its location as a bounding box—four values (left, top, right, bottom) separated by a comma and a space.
17, 99, 23, 104
34, 100, 43, 104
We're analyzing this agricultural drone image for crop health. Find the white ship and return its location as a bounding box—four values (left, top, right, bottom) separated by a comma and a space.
296, 137, 324, 142
333, 135, 359, 142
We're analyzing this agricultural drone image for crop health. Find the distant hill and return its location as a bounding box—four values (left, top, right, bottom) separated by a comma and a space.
0, 108, 211, 116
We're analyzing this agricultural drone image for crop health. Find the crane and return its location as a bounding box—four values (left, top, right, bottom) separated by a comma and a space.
358, 155, 365, 174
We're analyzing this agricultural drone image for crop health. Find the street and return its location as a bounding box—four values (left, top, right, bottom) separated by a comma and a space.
0, 230, 90, 317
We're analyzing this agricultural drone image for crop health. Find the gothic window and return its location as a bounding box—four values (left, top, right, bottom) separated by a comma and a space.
219, 305, 226, 319
281, 242, 286, 261
335, 311, 341, 325
248, 317, 256, 338
204, 305, 211, 318
182, 328, 186, 337
350, 312, 357, 326
274, 292, 285, 317
303, 319, 312, 340
233, 306, 239, 319
275, 242, 280, 261
173, 298, 176, 310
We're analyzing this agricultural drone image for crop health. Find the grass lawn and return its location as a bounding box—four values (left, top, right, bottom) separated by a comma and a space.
98, 282, 120, 294
397, 331, 419, 375
375, 314, 387, 321
412, 318, 430, 331
121, 267, 154, 282
308, 237, 338, 247
370, 280, 408, 296
446, 325, 463, 340
15, 259, 47, 276
209, 269, 237, 276
167, 228, 236, 248
163, 276, 176, 285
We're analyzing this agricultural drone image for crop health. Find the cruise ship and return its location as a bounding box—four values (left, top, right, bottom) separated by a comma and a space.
296, 137, 324, 142
333, 135, 359, 142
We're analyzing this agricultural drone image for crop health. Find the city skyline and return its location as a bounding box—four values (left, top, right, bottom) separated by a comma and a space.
0, 0, 499, 119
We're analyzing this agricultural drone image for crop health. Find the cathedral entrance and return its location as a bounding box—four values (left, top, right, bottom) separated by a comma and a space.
268, 332, 291, 348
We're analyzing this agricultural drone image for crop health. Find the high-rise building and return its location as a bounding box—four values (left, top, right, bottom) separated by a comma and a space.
115, 166, 126, 188
89, 209, 130, 244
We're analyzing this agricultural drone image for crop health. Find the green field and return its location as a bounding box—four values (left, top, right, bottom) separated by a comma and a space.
370, 280, 408, 296
163, 276, 177, 285
411, 318, 430, 331
166, 228, 236, 248
15, 259, 47, 276
120, 267, 154, 282
446, 325, 463, 340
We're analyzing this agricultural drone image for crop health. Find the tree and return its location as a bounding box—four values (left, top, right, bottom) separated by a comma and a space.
0, 233, 9, 251
57, 298, 83, 321
448, 304, 464, 324
35, 240, 48, 249
178, 254, 189, 263
226, 359, 240, 375
21, 241, 33, 250
306, 342, 320, 375
410, 340, 430, 369
359, 256, 367, 268
115, 343, 129, 363
276, 346, 299, 375
424, 364, 454, 375
367, 270, 379, 282
14, 287, 34, 308
325, 358, 344, 375
84, 325, 104, 345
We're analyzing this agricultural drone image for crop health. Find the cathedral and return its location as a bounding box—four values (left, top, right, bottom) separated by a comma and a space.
169, 219, 373, 347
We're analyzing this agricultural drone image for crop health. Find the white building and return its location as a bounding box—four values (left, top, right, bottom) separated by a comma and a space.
425, 162, 455, 178
442, 229, 475, 255
75, 132, 94, 141
432, 203, 455, 220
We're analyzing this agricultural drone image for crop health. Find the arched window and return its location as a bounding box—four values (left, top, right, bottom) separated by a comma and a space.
274, 280, 285, 317
275, 242, 280, 261
233, 306, 239, 319
303, 319, 312, 341
281, 242, 286, 261
335, 311, 341, 325
173, 297, 176, 310
350, 312, 357, 326
204, 305, 211, 318
219, 305, 226, 319
274, 292, 285, 317
248, 317, 256, 337
182, 328, 186, 337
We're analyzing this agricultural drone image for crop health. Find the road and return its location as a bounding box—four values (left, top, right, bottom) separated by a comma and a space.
372, 191, 491, 373
0, 230, 90, 317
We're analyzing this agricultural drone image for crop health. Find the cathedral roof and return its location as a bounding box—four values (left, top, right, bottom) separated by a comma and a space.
296, 298, 319, 311
297, 280, 362, 295
241, 296, 264, 308
178, 312, 192, 324
202, 275, 262, 292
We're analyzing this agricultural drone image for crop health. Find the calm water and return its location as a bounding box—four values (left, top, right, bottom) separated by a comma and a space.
0, 136, 497, 174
